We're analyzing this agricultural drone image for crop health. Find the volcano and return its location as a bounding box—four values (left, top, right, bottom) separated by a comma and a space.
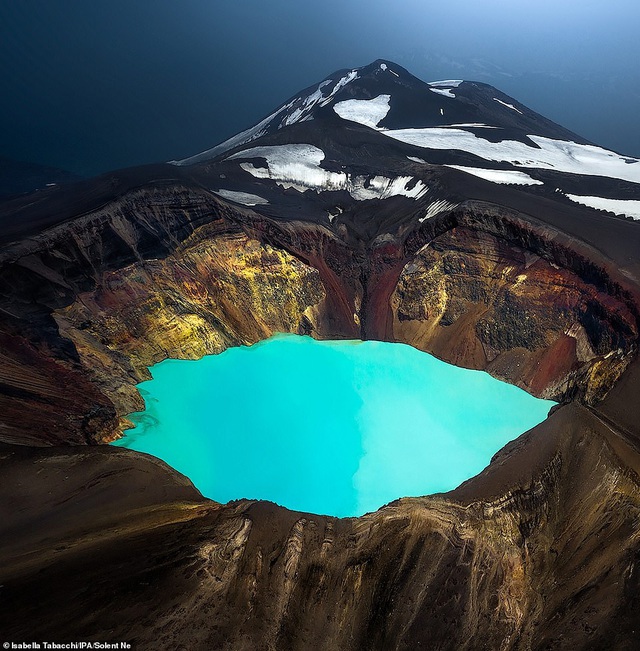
1, 60, 639, 649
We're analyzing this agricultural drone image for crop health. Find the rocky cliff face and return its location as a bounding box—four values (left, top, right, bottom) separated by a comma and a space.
55, 227, 325, 420
0, 183, 215, 444
0, 184, 328, 443
392, 223, 636, 402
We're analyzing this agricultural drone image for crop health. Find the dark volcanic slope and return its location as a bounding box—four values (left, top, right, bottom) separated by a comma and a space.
0, 163, 193, 245
1, 60, 640, 649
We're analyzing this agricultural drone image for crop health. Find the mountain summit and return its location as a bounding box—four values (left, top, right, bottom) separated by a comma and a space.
171, 59, 640, 225
173, 59, 589, 165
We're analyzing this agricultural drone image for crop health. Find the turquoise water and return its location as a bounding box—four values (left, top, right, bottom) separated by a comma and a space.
113, 334, 554, 517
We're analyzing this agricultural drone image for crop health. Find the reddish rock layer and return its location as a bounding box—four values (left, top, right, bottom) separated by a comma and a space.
391, 225, 637, 401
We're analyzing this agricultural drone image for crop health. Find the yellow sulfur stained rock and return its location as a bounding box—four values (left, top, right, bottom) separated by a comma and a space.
54, 230, 326, 429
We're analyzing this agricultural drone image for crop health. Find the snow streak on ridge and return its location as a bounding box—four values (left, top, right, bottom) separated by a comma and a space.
171, 69, 360, 165
445, 165, 543, 186
565, 194, 640, 220
213, 189, 269, 206
493, 98, 523, 114
418, 199, 459, 222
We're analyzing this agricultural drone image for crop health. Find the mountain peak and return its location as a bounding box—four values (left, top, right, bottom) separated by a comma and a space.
172, 59, 592, 167
171, 59, 428, 165
167, 60, 640, 227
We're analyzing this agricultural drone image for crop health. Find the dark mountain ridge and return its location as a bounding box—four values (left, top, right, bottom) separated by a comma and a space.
0, 155, 82, 200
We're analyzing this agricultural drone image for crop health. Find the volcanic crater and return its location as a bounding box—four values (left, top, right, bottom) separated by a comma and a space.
2, 60, 640, 649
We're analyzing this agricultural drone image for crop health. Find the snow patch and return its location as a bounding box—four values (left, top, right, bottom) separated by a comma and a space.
382, 128, 640, 184
213, 189, 269, 206
327, 205, 344, 223
349, 175, 428, 200
419, 199, 459, 222
283, 83, 329, 126
319, 69, 359, 106
446, 165, 543, 186
333, 95, 391, 128
227, 143, 428, 200
230, 144, 343, 192
493, 98, 523, 115
281, 71, 361, 126
449, 123, 498, 128
407, 156, 427, 164
380, 63, 388, 71
283, 76, 355, 126
430, 87, 456, 99
565, 194, 640, 220
429, 80, 463, 87
227, 144, 325, 166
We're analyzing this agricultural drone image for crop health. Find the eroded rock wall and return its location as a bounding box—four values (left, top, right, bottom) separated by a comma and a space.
391, 225, 638, 403
0, 185, 328, 444
0, 184, 222, 444
55, 226, 326, 421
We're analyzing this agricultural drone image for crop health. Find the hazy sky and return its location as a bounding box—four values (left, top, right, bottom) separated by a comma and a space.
2, 0, 640, 176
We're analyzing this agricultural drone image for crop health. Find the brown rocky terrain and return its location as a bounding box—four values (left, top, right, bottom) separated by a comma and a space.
1, 403, 638, 650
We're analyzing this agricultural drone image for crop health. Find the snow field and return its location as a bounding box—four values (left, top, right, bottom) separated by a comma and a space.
333, 95, 391, 128
227, 144, 429, 200
565, 194, 640, 220
385, 128, 640, 184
